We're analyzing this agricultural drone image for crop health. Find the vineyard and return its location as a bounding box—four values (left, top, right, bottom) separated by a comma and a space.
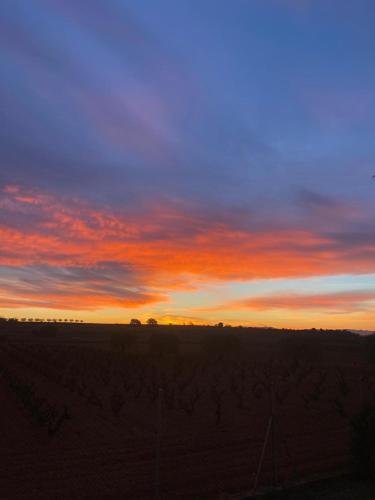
1, 330, 374, 499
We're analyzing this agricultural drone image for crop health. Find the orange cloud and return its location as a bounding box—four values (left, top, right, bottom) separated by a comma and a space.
201, 290, 375, 313
0, 292, 165, 311
1, 184, 375, 311
0, 262, 167, 311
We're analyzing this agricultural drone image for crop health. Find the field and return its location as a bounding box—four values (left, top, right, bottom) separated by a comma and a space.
1, 323, 374, 499
253, 477, 375, 500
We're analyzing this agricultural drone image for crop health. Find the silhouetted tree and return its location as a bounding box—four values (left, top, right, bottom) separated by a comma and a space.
130, 318, 142, 326
147, 318, 158, 327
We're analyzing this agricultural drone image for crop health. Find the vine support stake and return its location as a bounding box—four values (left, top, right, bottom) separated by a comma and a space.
155, 386, 163, 500
270, 381, 277, 487
253, 415, 273, 495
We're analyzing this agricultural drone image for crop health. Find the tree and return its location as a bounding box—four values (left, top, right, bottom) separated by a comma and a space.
147, 318, 158, 327
130, 318, 142, 326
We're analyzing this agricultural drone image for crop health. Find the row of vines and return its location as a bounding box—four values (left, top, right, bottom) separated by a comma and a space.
2, 339, 375, 497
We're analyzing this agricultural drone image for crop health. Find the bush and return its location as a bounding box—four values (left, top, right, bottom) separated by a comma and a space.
351, 405, 375, 479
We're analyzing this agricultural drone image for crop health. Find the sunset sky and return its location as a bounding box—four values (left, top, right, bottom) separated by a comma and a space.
1, 0, 375, 328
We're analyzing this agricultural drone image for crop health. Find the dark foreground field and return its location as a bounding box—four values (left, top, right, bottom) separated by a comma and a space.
254, 477, 375, 500
1, 323, 375, 499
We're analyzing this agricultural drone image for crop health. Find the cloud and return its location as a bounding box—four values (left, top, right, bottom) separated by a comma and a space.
155, 314, 208, 325
297, 189, 341, 212
1, 184, 375, 278
0, 264, 166, 310
303, 87, 375, 131
201, 290, 375, 314
1, 184, 375, 312
0, 0, 287, 213
0, 0, 185, 201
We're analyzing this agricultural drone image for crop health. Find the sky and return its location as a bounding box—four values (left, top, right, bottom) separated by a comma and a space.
0, 0, 375, 329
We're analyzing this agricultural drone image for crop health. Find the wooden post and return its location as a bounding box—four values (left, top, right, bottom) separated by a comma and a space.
270, 382, 277, 487
155, 386, 163, 500
253, 416, 273, 495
